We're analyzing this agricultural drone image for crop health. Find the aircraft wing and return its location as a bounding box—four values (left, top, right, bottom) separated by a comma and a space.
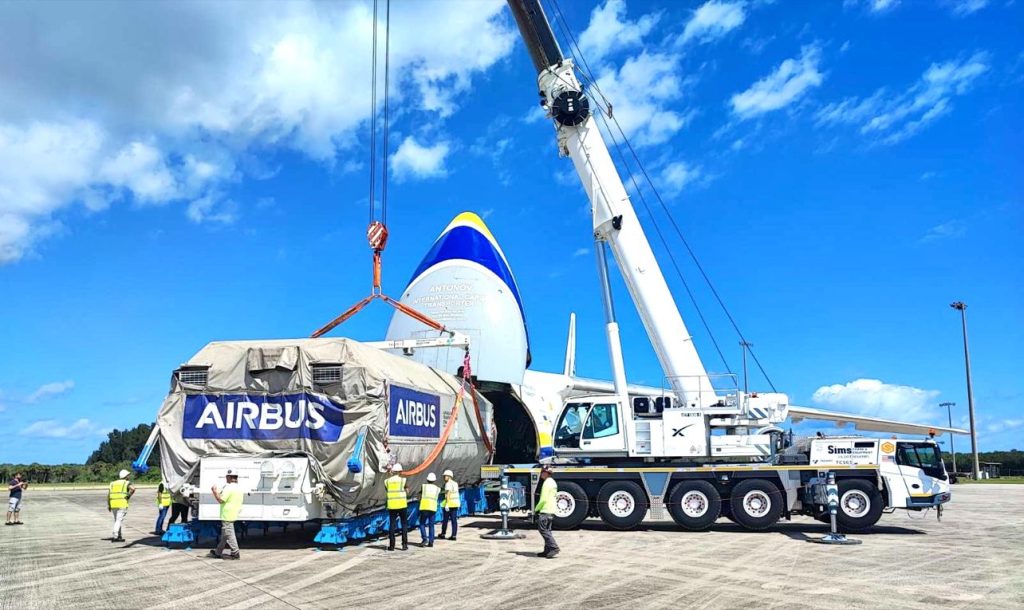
788, 405, 968, 436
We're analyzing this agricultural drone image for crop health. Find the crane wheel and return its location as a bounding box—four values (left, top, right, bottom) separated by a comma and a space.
551, 481, 589, 530
666, 480, 721, 531
596, 481, 647, 530
728, 479, 783, 531
835, 479, 884, 532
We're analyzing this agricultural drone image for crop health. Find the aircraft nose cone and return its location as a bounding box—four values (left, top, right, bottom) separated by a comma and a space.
385, 211, 530, 385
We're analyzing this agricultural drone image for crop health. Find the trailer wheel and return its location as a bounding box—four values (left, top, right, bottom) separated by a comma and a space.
836, 479, 884, 532
596, 481, 647, 530
551, 481, 589, 530
666, 480, 721, 531
728, 479, 782, 531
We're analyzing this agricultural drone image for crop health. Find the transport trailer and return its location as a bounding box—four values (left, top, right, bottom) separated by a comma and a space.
483, 436, 951, 533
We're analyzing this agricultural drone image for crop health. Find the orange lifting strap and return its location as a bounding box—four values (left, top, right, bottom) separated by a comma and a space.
309, 222, 495, 464
402, 351, 494, 476
311, 221, 449, 339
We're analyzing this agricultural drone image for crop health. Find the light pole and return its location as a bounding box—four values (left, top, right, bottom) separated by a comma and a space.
939, 401, 956, 474
950, 302, 980, 480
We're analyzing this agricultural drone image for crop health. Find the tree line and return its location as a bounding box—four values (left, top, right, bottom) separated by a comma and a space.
1, 423, 162, 484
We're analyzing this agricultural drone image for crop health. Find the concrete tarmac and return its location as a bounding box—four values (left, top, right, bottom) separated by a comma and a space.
1, 484, 1021, 609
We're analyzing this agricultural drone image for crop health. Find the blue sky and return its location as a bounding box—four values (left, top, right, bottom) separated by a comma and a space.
0, 0, 1020, 463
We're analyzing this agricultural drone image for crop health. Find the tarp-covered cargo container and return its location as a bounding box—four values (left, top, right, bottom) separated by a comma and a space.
156, 337, 494, 521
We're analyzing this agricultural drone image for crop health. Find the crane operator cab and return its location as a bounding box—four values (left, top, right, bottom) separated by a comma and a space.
553, 400, 628, 456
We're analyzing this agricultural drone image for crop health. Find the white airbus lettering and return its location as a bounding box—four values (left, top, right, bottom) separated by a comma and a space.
191, 395, 338, 431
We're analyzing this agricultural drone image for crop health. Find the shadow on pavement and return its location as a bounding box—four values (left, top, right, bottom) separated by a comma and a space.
458, 514, 925, 537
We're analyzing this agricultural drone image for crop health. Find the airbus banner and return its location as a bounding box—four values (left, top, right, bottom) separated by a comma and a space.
182, 393, 344, 441
389, 385, 441, 439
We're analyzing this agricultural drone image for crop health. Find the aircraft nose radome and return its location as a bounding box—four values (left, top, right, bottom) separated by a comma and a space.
386, 210, 531, 385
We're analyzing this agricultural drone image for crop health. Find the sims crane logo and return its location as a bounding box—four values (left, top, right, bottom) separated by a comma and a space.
390, 385, 441, 439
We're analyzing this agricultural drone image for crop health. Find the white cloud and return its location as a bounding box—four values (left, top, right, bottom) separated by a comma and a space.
920, 220, 966, 243
986, 418, 1024, 434
816, 52, 989, 144
0, 1, 514, 263
26, 380, 75, 403
844, 0, 900, 12
730, 45, 823, 119
578, 0, 659, 62
573, 247, 590, 257
660, 161, 703, 196
523, 105, 548, 125
20, 418, 108, 439
595, 52, 695, 146
812, 379, 940, 423
186, 194, 239, 225
946, 0, 988, 16
391, 137, 451, 181
679, 1, 747, 45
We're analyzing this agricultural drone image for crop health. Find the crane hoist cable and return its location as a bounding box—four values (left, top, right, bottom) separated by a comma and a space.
310, 0, 446, 341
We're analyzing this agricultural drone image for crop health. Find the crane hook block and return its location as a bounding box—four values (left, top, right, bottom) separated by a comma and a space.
367, 221, 389, 252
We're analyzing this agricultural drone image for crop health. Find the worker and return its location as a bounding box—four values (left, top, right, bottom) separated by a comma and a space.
209, 469, 243, 560
6, 472, 27, 526
418, 473, 441, 548
385, 463, 410, 551
108, 469, 136, 542
168, 492, 190, 526
154, 483, 172, 535
534, 464, 559, 559
437, 469, 459, 541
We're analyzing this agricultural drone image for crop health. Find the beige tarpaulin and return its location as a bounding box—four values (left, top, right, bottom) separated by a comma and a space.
155, 337, 493, 519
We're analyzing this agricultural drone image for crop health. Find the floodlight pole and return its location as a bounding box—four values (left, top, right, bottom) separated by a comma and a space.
950, 302, 980, 480
939, 401, 956, 474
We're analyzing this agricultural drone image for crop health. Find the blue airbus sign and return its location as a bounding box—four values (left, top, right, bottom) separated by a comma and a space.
389, 385, 442, 438
183, 393, 344, 441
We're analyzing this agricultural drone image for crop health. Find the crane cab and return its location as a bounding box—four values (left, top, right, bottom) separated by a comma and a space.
553, 399, 628, 457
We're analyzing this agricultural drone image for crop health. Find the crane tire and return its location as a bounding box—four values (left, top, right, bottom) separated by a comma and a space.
835, 479, 884, 532
667, 480, 722, 531
551, 481, 589, 530
728, 479, 783, 531
596, 481, 647, 530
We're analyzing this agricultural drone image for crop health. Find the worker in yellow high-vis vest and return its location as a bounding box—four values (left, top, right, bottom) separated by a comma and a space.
417, 473, 441, 548
438, 469, 460, 541
210, 469, 244, 560
385, 463, 410, 551
108, 469, 136, 543
534, 465, 560, 559
154, 483, 172, 535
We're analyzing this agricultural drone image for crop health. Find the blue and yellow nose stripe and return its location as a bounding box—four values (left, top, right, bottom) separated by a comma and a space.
408, 213, 527, 322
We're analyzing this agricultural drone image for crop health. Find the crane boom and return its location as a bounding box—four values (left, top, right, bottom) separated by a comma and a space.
507, 0, 716, 409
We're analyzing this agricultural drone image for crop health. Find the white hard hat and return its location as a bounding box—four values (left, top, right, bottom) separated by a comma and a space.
392, 463, 404, 472
226, 469, 237, 478
118, 469, 130, 479
427, 473, 437, 482
443, 469, 454, 478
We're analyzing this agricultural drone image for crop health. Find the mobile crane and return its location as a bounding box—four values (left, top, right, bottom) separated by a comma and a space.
491, 0, 959, 532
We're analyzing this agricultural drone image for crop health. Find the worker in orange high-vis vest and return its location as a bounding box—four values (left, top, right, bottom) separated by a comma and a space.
385, 463, 410, 551
108, 470, 136, 543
